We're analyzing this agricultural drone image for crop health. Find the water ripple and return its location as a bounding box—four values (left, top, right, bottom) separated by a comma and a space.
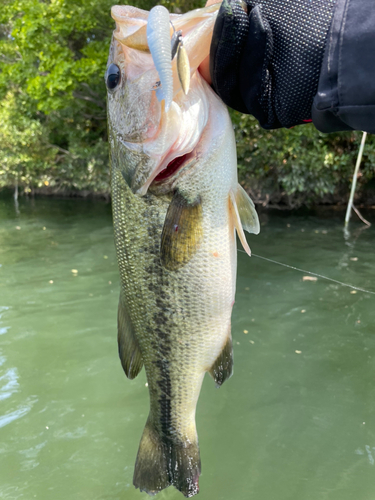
0, 398, 37, 429
0, 367, 19, 401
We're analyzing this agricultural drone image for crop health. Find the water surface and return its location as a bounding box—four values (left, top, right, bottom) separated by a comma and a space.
1, 197, 375, 500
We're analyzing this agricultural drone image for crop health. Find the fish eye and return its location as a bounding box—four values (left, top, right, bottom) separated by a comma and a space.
106, 64, 121, 91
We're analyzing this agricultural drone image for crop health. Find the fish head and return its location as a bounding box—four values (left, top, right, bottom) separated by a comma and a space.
106, 4, 221, 196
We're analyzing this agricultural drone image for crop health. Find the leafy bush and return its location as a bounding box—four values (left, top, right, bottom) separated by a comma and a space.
232, 113, 375, 207
0, 0, 374, 206
0, 92, 55, 191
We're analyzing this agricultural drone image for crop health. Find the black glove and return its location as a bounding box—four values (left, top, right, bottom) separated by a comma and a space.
210, 0, 336, 129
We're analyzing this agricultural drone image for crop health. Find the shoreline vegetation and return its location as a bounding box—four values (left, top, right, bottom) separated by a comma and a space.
1, 0, 374, 209
0, 181, 375, 211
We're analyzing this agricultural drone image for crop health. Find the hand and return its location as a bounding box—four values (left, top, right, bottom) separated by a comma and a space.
206, 0, 336, 129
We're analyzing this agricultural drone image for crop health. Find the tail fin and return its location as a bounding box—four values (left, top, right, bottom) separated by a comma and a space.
133, 419, 201, 497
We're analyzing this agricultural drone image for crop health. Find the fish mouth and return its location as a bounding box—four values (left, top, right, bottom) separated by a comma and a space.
134, 129, 203, 196
130, 76, 210, 196
152, 150, 196, 184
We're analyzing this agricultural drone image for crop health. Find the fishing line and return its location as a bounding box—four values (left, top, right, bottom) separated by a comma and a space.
238, 249, 375, 295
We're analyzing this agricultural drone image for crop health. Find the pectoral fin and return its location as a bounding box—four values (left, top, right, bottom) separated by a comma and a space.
160, 190, 203, 271
118, 291, 143, 379
235, 184, 260, 235
229, 184, 260, 256
209, 334, 233, 388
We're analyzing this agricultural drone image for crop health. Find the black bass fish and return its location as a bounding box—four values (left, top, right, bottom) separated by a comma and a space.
105, 3, 259, 497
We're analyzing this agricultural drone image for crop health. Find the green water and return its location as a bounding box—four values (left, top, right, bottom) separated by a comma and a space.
1, 196, 375, 500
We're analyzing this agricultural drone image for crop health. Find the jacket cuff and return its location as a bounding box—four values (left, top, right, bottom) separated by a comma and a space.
312, 0, 375, 133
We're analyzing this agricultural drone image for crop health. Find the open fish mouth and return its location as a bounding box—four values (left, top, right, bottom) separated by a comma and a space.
132, 88, 209, 196
154, 154, 189, 182
131, 139, 200, 196
153, 151, 195, 183
141, 126, 206, 195
111, 3, 218, 197
153, 153, 192, 182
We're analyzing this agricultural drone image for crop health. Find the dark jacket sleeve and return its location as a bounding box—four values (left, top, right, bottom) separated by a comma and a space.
312, 0, 375, 133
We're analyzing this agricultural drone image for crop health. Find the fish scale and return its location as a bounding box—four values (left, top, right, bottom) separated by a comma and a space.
111, 123, 237, 495
106, 4, 259, 497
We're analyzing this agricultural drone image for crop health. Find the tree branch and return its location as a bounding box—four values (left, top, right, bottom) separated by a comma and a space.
73, 92, 106, 109
81, 112, 106, 120
47, 144, 78, 159
80, 82, 103, 99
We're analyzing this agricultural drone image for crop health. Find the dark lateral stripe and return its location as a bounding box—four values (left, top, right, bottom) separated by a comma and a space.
153, 358, 173, 440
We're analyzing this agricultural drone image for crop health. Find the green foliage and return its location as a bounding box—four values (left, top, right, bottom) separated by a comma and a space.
0, 0, 374, 205
0, 0, 202, 196
232, 112, 375, 207
0, 92, 56, 190
0, 0, 116, 194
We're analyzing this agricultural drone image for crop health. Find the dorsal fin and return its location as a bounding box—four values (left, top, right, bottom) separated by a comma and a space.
229, 184, 260, 256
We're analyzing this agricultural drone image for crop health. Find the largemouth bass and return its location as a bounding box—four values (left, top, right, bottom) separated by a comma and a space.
106, 4, 259, 497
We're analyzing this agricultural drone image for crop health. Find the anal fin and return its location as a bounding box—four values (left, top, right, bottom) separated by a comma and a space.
118, 290, 143, 379
209, 335, 233, 388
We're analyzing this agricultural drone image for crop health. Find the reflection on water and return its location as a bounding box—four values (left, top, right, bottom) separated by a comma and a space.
0, 195, 375, 500
0, 367, 19, 401
0, 403, 35, 429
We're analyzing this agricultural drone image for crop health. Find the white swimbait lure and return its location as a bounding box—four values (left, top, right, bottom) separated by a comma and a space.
147, 5, 173, 111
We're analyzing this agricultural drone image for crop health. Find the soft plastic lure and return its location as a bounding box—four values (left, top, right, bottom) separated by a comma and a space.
147, 5, 173, 111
